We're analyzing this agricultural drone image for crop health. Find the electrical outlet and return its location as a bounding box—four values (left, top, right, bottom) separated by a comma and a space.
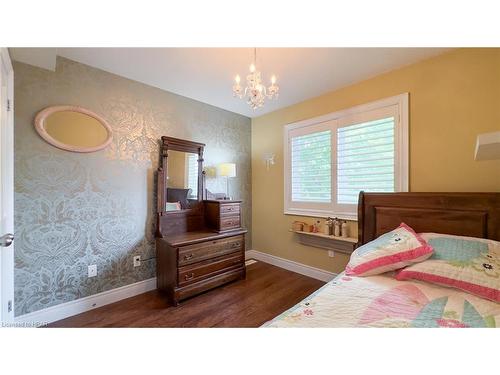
88, 264, 97, 278
133, 255, 141, 267
328, 250, 335, 258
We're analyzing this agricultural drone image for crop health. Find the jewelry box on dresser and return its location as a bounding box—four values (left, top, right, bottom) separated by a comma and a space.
155, 136, 246, 306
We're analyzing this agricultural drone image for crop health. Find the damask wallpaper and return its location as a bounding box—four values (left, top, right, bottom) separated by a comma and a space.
13, 57, 251, 316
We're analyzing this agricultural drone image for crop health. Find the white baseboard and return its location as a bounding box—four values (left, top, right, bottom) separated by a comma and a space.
245, 250, 336, 282
14, 277, 157, 326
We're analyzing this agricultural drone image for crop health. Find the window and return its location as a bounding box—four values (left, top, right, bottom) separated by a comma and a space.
185, 153, 198, 198
284, 93, 408, 220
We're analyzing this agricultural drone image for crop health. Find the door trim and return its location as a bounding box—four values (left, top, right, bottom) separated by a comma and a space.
0, 48, 14, 323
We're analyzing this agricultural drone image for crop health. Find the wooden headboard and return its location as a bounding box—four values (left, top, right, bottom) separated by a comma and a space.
358, 192, 500, 245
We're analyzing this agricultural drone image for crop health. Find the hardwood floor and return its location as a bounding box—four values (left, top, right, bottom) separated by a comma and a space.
48, 261, 325, 328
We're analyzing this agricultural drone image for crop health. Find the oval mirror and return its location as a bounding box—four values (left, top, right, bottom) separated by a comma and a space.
34, 106, 113, 153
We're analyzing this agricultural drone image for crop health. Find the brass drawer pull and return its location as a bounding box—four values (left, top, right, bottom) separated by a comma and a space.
231, 242, 240, 248
184, 254, 193, 260
184, 272, 195, 281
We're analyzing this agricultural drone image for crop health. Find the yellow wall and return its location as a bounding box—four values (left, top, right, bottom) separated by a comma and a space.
251, 48, 500, 274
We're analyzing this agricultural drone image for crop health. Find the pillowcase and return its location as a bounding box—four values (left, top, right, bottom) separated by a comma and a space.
396, 233, 500, 302
345, 223, 433, 276
165, 201, 181, 211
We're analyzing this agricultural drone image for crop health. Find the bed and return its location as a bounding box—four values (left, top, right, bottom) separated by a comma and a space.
265, 192, 500, 328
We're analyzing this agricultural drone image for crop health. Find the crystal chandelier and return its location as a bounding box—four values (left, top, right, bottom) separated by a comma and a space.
232, 48, 279, 109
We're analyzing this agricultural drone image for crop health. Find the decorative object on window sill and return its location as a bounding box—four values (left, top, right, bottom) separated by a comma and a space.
341, 220, 349, 238
232, 48, 279, 109
263, 152, 275, 171
218, 163, 236, 200
475, 131, 500, 160
312, 220, 320, 233
324, 217, 334, 235
333, 217, 341, 237
292, 221, 307, 232
34, 105, 113, 153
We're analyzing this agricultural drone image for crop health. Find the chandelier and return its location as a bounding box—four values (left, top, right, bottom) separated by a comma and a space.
232, 48, 279, 109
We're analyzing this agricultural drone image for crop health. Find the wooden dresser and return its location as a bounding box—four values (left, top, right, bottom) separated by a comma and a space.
156, 227, 246, 305
155, 136, 246, 306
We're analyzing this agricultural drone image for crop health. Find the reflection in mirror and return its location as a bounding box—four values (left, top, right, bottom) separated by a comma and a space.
166, 150, 198, 211
35, 106, 113, 153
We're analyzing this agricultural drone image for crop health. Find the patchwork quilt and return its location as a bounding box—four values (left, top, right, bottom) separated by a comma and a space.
263, 273, 500, 328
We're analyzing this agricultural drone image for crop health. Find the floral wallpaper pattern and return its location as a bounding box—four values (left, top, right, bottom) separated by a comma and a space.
13, 57, 251, 316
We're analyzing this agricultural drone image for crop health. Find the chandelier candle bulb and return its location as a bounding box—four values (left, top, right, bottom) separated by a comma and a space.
232, 48, 280, 109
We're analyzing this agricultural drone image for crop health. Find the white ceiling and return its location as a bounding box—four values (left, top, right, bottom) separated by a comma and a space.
10, 48, 450, 118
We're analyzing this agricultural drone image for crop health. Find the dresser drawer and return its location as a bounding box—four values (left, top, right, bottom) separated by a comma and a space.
178, 252, 244, 286
220, 215, 241, 231
178, 235, 244, 266
220, 203, 240, 216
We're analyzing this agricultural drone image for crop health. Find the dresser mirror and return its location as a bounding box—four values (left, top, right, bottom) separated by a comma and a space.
157, 136, 205, 215
166, 150, 199, 210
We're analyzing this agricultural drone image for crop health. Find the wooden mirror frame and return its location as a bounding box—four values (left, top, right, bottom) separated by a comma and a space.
34, 105, 113, 153
157, 136, 206, 217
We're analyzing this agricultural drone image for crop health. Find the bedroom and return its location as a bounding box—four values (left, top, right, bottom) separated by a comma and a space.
2, 1, 500, 374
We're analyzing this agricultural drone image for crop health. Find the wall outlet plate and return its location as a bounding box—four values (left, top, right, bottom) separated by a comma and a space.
133, 255, 141, 267
88, 264, 97, 278
328, 250, 335, 258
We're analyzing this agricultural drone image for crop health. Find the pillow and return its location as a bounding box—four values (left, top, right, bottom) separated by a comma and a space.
166, 188, 192, 208
345, 223, 433, 276
396, 233, 500, 302
165, 201, 181, 212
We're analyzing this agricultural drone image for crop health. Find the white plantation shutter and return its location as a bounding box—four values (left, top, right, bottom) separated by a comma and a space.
337, 116, 395, 204
291, 130, 331, 202
186, 154, 198, 197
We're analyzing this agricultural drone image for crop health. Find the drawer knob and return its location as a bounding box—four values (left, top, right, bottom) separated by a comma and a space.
184, 272, 195, 281
231, 242, 240, 248
184, 254, 193, 260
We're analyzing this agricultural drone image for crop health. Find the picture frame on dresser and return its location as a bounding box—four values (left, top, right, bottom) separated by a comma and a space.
155, 136, 247, 306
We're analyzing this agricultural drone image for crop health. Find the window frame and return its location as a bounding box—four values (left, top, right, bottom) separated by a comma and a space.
283, 93, 409, 220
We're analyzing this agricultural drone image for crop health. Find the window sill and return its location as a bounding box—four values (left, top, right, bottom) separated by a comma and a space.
284, 209, 357, 221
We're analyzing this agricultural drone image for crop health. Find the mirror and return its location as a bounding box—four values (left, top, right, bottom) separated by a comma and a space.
35, 106, 113, 153
166, 150, 199, 211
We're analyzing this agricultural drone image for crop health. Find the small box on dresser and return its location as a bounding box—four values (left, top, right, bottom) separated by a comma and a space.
204, 200, 243, 232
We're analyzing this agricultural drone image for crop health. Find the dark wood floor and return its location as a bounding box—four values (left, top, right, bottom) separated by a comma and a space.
48, 261, 324, 327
